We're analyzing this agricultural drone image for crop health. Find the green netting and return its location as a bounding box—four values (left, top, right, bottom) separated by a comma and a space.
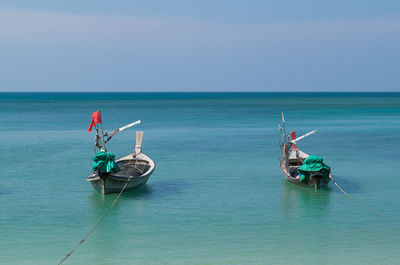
298, 155, 330, 184
92, 151, 120, 173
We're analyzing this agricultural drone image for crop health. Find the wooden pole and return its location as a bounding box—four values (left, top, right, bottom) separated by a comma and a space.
281, 112, 287, 143
278, 124, 284, 144
94, 127, 101, 152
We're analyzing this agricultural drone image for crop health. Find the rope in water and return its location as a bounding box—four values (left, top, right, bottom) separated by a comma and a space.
329, 175, 398, 227
328, 175, 353, 200
57, 175, 133, 265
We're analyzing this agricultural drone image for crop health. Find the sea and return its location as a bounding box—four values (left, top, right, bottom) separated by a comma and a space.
0, 92, 399, 265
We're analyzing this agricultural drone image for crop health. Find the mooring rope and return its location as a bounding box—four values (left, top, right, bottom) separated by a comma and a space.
328, 175, 353, 200
329, 175, 398, 227
57, 175, 133, 265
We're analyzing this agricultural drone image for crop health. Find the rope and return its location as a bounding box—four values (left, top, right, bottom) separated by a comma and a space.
329, 175, 398, 227
329, 175, 354, 200
57, 175, 133, 265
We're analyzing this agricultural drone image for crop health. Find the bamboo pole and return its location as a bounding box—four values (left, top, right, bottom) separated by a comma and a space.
281, 112, 287, 143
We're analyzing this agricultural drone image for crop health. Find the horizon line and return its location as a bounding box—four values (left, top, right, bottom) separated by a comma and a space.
1, 91, 399, 93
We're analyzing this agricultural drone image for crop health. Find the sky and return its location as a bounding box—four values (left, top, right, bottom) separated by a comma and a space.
0, 0, 399, 92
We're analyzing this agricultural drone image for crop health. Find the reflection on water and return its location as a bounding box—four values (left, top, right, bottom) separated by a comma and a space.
280, 181, 331, 220
122, 179, 189, 199
87, 179, 188, 201
278, 181, 333, 251
84, 179, 190, 262
87, 179, 189, 217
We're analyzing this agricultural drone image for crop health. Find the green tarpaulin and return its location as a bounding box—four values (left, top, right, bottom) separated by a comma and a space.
298, 155, 330, 184
92, 151, 120, 173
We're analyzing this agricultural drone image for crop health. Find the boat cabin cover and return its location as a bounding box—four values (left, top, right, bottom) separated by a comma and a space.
297, 155, 330, 184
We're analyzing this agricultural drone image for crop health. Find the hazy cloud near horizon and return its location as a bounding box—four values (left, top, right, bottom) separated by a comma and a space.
1, 2, 399, 92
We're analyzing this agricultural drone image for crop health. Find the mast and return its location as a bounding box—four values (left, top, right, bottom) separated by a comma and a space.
280, 113, 290, 169
100, 108, 105, 142
278, 124, 284, 144
281, 112, 287, 143
94, 126, 102, 153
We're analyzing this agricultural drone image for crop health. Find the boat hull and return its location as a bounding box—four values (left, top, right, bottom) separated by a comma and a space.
280, 159, 330, 188
87, 152, 155, 195
89, 174, 151, 195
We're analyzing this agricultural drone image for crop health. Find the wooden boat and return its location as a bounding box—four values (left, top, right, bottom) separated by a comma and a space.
86, 113, 155, 195
87, 147, 155, 195
278, 113, 331, 189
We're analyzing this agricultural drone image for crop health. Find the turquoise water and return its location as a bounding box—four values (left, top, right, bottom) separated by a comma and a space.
1, 93, 399, 264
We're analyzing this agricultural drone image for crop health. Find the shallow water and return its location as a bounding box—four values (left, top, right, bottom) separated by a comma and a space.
1, 92, 399, 264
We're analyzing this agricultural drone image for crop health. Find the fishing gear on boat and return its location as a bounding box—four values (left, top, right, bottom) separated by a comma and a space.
290, 130, 317, 143
101, 120, 141, 148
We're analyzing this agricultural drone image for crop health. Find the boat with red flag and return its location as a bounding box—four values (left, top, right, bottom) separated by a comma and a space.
278, 113, 331, 189
86, 110, 155, 195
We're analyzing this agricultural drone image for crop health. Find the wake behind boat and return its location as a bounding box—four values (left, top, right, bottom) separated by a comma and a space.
86, 110, 155, 195
278, 113, 331, 189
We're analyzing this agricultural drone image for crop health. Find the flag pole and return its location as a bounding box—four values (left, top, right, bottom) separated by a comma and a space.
94, 126, 101, 152
88, 110, 104, 153
99, 108, 105, 143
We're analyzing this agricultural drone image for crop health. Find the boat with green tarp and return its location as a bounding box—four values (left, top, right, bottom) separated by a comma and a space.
86, 110, 155, 195
278, 113, 331, 189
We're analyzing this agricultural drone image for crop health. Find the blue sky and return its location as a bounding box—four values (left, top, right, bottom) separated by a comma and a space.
1, 1, 399, 92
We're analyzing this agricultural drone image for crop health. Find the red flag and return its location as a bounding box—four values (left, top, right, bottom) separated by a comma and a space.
88, 110, 102, 132
290, 131, 297, 150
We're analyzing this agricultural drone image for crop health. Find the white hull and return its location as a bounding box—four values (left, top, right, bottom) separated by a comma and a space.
89, 174, 151, 195
87, 152, 155, 195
